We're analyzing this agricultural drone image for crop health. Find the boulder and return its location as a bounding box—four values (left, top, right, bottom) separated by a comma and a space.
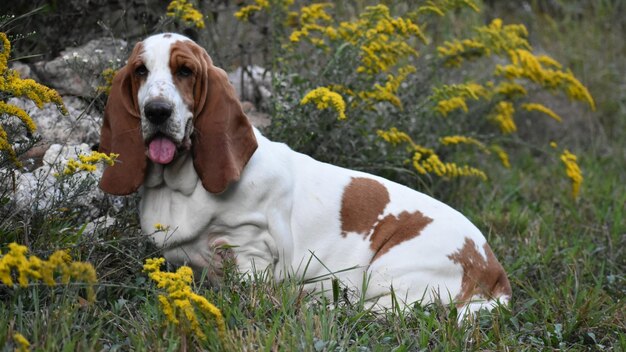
33, 38, 128, 97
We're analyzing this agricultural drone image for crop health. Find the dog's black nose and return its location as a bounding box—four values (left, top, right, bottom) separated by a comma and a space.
144, 100, 173, 125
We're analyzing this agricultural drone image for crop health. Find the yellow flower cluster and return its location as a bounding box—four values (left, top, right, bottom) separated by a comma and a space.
0, 243, 97, 301
434, 18, 594, 145
496, 49, 595, 110
97, 68, 117, 95
413, 152, 487, 180
1, 32, 67, 167
440, 135, 511, 168
440, 135, 489, 153
345, 5, 426, 75
560, 149, 583, 199
377, 128, 487, 180
432, 82, 489, 116
235, 0, 293, 21
494, 81, 527, 98
521, 103, 562, 122
417, 0, 480, 16
154, 223, 170, 232
489, 144, 511, 168
62, 151, 118, 176
0, 34, 66, 113
143, 258, 226, 342
166, 0, 205, 29
356, 65, 416, 109
300, 87, 346, 120
245, 3, 427, 118
13, 332, 30, 352
0, 101, 34, 166
287, 4, 425, 75
436, 96, 468, 116
376, 127, 414, 146
288, 3, 334, 47
438, 19, 530, 68
489, 101, 517, 134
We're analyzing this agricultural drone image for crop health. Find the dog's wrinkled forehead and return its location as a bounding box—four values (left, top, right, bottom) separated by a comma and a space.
140, 33, 193, 71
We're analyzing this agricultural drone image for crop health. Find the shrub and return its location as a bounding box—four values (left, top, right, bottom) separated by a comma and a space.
235, 1, 594, 199
0, 31, 67, 168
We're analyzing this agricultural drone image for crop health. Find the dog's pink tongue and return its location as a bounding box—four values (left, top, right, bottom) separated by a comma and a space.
148, 137, 176, 164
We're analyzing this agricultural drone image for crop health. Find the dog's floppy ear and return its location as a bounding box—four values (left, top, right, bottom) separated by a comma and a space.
99, 42, 147, 195
190, 45, 258, 194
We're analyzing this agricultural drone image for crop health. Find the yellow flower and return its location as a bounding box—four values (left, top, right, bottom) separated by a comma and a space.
490, 144, 511, 168
416, 153, 487, 180
13, 332, 30, 352
62, 151, 118, 176
143, 258, 226, 341
494, 81, 527, 98
97, 68, 117, 94
289, 4, 425, 75
154, 223, 170, 232
300, 87, 347, 120
436, 97, 468, 116
166, 0, 205, 29
235, 4, 262, 21
437, 19, 530, 67
489, 101, 516, 134
358, 65, 416, 109
234, 0, 293, 21
1, 32, 67, 168
560, 149, 583, 199
496, 49, 595, 110
378, 127, 487, 181
440, 135, 490, 154
521, 103, 562, 122
0, 101, 36, 132
286, 3, 334, 45
377, 127, 414, 146
0, 243, 97, 301
432, 82, 488, 116
417, 0, 480, 16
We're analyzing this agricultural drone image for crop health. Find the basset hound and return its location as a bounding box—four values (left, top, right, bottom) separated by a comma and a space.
99, 33, 511, 317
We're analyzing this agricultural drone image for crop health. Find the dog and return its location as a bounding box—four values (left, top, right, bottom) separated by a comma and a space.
99, 33, 511, 316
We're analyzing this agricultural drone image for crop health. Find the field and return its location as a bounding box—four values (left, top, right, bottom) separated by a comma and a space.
1, 1, 624, 350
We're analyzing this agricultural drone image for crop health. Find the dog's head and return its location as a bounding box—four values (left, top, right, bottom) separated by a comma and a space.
99, 33, 257, 195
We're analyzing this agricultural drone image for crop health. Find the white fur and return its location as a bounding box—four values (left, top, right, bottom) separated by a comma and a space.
137, 33, 194, 144
141, 130, 506, 311
135, 34, 510, 314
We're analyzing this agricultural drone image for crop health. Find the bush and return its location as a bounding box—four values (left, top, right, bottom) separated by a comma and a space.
236, 0, 594, 200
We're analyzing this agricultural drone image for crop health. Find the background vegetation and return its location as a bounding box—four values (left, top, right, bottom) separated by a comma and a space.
1, 0, 624, 350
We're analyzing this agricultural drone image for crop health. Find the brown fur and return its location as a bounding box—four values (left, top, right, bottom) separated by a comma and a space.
370, 211, 433, 262
447, 238, 512, 306
340, 177, 390, 236
99, 42, 147, 195
99, 38, 258, 195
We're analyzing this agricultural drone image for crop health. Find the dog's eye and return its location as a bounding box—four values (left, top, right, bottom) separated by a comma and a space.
135, 65, 148, 77
177, 66, 193, 77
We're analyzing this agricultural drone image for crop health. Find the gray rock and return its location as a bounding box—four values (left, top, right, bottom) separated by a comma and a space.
9, 96, 102, 146
9, 61, 40, 81
33, 38, 128, 97
12, 144, 106, 211
228, 65, 272, 106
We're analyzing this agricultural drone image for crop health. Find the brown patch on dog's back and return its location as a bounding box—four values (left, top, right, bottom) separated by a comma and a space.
340, 177, 390, 236
447, 238, 512, 305
370, 211, 433, 262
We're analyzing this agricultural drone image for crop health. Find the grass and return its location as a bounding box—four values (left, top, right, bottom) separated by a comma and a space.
1, 131, 624, 352
1, 1, 626, 351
